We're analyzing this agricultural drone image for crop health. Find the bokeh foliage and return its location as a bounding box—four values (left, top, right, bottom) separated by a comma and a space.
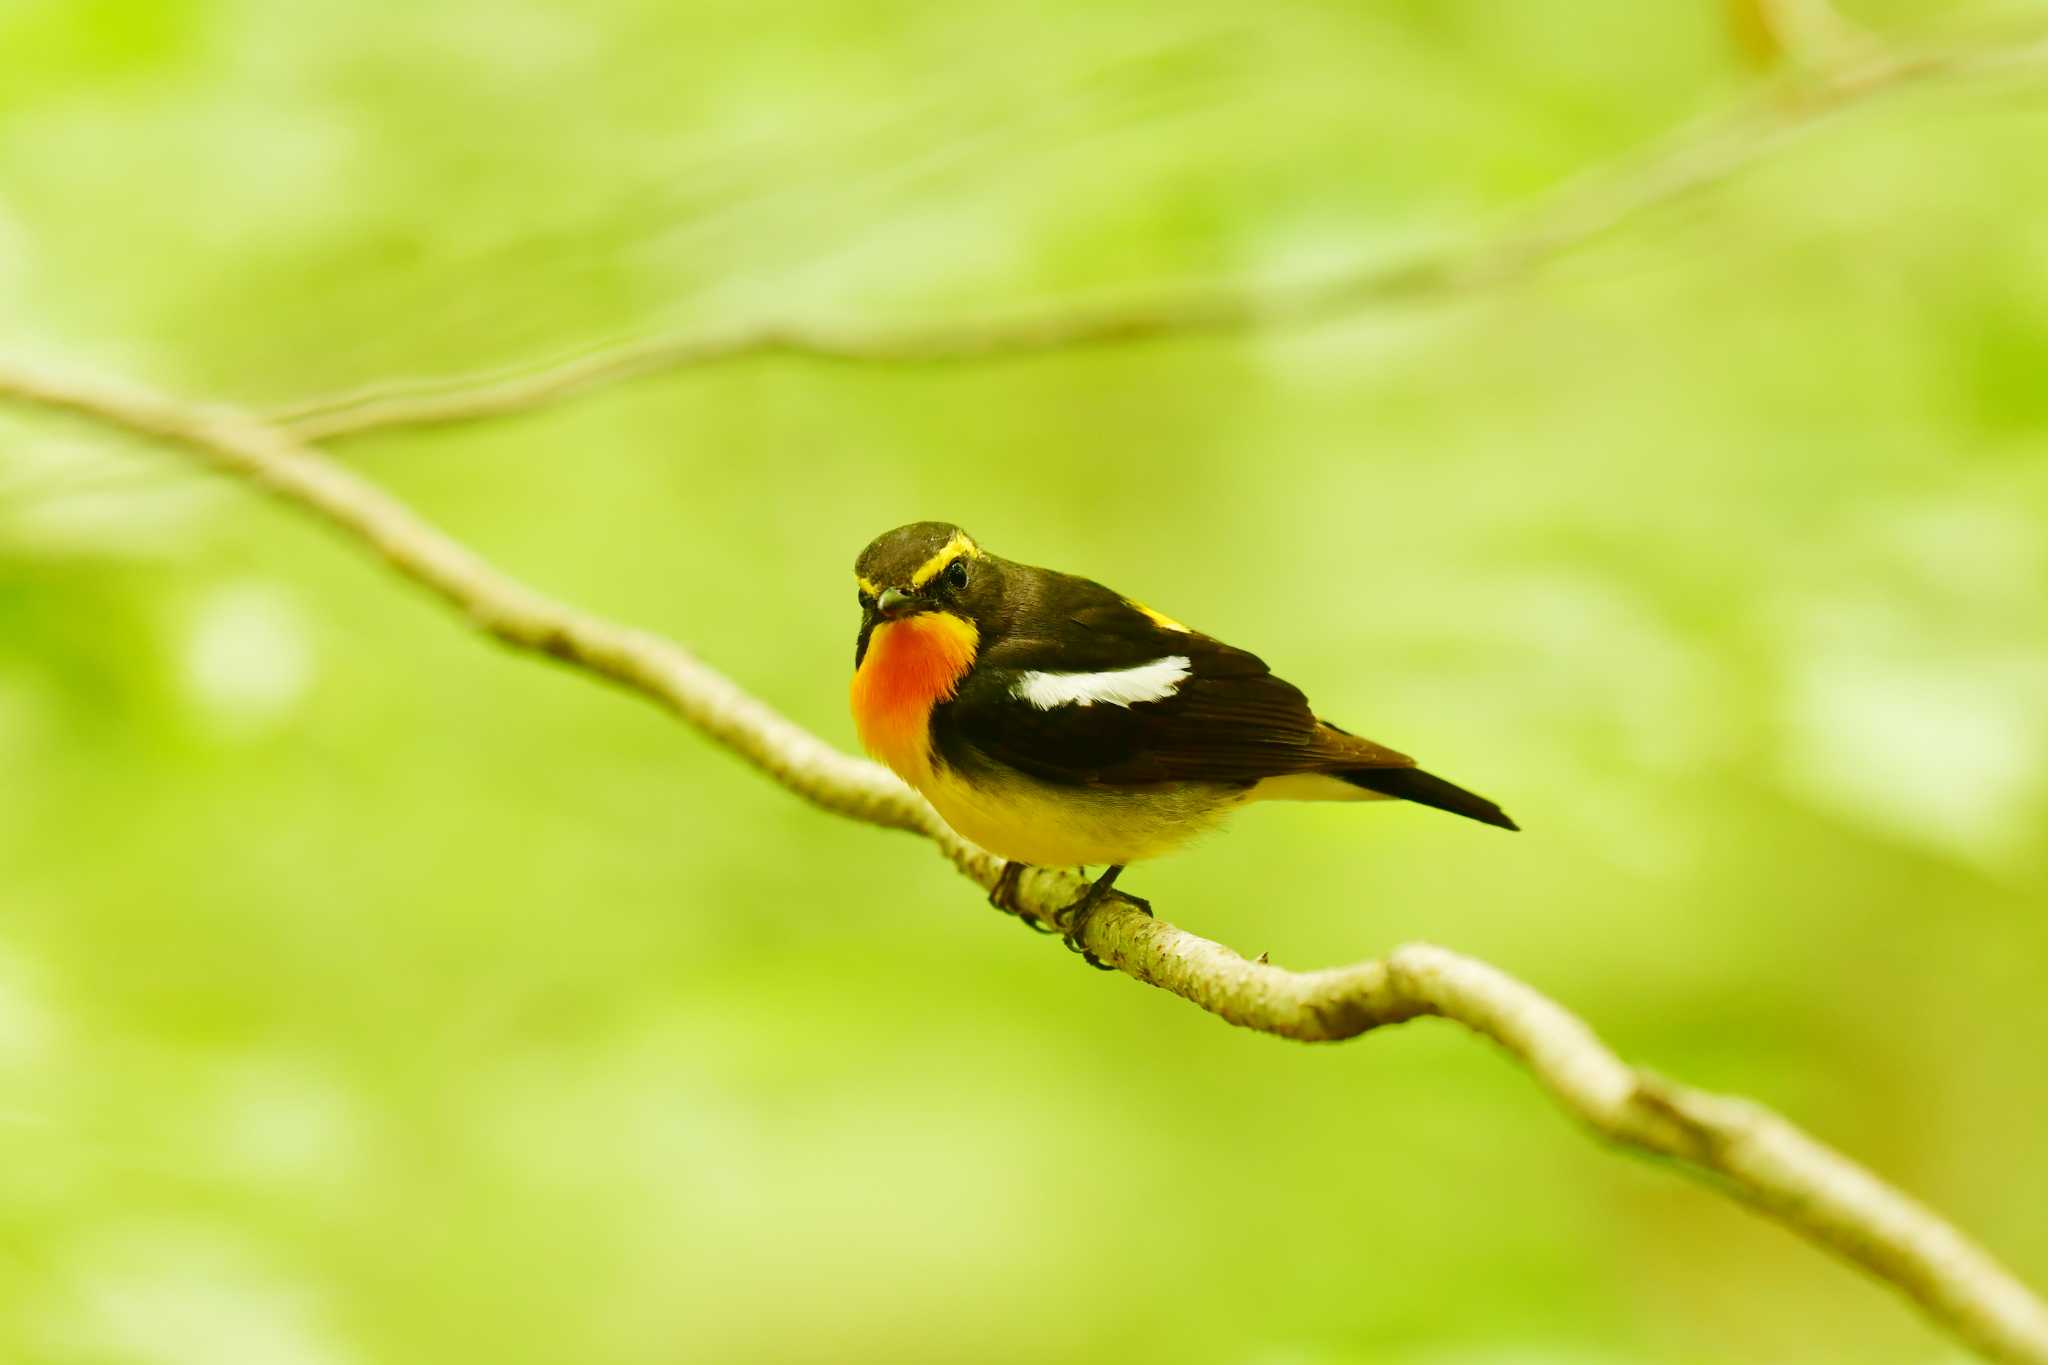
2, 1, 2046, 1361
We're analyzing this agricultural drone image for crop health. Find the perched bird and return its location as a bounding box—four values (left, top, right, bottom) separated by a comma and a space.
849, 522, 1515, 940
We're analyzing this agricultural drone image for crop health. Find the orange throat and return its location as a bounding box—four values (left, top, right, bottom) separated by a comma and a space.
850, 612, 978, 788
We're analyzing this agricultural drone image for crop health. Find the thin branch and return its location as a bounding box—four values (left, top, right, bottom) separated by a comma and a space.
5, 361, 2046, 1363
272, 32, 2048, 444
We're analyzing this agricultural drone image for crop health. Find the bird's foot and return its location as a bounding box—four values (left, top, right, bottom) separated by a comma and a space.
988, 860, 1028, 914
1057, 865, 1146, 970
990, 861, 1058, 935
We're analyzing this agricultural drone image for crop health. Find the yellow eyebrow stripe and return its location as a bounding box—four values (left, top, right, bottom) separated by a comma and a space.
908, 532, 980, 588
857, 575, 881, 596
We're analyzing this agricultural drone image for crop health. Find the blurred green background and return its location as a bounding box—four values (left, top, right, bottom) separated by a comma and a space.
3, 1, 2046, 1361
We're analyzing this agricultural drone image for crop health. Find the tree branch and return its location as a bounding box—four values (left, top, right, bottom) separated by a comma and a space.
270, 32, 2048, 444
4, 361, 2046, 1362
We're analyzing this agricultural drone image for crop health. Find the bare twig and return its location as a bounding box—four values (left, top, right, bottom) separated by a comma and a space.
5, 361, 2046, 1363
272, 33, 2048, 444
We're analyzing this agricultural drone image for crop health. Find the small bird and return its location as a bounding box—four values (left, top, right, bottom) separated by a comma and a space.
849, 522, 1515, 942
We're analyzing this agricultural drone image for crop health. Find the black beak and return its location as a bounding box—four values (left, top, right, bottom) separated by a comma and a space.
856, 586, 921, 669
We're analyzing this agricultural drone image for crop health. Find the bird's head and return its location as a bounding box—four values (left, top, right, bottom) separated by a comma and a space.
852, 521, 999, 670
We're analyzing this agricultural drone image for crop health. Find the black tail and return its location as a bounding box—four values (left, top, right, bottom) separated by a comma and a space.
1341, 767, 1519, 831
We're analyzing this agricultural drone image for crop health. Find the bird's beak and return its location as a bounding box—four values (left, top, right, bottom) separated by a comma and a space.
876, 586, 914, 619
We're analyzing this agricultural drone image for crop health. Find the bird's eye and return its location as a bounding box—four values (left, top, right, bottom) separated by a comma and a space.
857, 589, 875, 609
942, 559, 969, 591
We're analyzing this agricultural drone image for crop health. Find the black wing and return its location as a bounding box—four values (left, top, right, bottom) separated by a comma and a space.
933, 575, 1410, 787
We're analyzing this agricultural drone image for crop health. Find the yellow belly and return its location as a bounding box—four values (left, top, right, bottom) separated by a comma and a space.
919, 763, 1244, 868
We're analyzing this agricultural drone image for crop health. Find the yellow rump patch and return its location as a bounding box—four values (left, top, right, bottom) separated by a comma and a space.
1128, 598, 1190, 632
908, 531, 981, 589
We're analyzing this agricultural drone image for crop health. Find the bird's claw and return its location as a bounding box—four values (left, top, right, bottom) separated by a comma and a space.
988, 861, 1027, 914
993, 863, 1147, 966
1062, 896, 1149, 968
1055, 867, 1148, 971
990, 862, 1059, 935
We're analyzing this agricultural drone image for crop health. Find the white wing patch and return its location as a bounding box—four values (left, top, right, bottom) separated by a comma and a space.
1013, 655, 1192, 710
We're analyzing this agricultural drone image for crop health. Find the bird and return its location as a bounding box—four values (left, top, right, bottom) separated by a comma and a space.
848, 521, 1515, 951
